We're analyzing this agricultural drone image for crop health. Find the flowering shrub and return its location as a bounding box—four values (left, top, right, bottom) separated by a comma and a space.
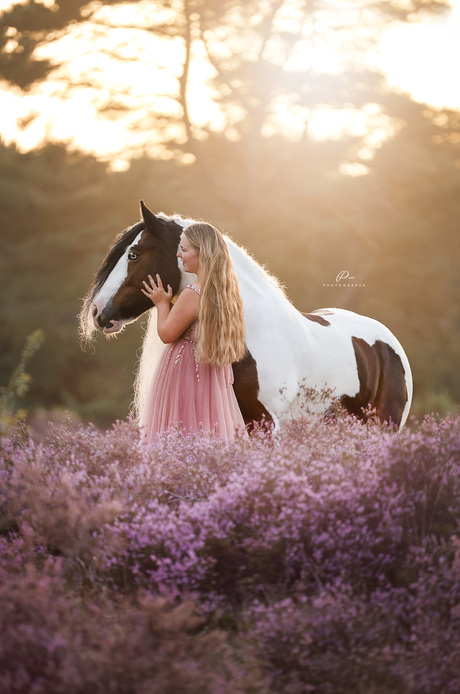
0, 543, 266, 694
1, 412, 460, 692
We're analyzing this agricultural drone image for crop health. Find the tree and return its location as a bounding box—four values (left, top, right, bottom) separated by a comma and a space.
1, 1, 450, 162
1, 0, 452, 247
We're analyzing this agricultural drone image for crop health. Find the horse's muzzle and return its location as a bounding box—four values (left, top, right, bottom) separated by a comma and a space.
94, 301, 123, 334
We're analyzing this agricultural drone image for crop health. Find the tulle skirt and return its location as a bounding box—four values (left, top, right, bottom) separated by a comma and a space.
140, 336, 247, 445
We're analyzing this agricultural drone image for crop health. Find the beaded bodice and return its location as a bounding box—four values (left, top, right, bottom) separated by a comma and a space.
181, 283, 200, 342
165, 283, 201, 380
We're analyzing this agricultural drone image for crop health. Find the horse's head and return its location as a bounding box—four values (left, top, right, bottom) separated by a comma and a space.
80, 201, 194, 342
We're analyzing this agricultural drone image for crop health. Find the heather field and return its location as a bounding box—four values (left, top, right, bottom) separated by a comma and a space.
1, 413, 460, 694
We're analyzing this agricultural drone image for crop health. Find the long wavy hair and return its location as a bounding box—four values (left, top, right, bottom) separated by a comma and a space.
184, 223, 246, 367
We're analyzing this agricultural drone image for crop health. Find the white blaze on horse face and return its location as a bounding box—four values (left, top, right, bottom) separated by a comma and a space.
92, 230, 144, 331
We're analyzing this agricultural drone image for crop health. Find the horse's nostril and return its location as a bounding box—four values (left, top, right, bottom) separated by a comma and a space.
98, 313, 112, 329
97, 301, 121, 330
93, 305, 97, 317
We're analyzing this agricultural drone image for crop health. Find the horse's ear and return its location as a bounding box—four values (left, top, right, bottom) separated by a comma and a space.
140, 200, 162, 236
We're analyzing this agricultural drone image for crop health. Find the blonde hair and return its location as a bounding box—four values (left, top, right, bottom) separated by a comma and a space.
184, 223, 246, 367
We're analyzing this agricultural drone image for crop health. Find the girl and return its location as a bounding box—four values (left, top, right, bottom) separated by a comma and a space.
139, 222, 247, 443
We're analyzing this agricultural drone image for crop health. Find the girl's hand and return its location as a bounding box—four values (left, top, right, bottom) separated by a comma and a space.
141, 274, 173, 306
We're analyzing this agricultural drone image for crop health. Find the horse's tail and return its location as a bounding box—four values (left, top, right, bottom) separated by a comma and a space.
132, 308, 167, 423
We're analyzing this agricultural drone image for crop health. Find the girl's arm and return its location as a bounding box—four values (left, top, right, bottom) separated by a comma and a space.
141, 274, 199, 343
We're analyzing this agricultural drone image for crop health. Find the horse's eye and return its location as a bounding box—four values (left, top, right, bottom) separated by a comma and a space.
128, 250, 139, 261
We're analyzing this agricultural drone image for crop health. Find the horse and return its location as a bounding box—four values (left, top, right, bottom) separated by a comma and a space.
79, 201, 413, 432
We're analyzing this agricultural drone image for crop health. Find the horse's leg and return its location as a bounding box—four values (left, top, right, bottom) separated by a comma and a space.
341, 337, 408, 428
232, 352, 274, 434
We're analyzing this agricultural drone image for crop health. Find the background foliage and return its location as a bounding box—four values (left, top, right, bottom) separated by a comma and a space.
0, 0, 459, 424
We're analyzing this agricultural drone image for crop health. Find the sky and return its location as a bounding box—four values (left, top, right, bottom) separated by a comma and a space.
379, 0, 460, 110
0, 0, 459, 168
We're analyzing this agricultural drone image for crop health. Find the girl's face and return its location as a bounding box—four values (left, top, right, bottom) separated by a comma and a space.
177, 233, 200, 275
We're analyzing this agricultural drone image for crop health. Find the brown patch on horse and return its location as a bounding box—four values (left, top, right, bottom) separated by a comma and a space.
302, 312, 331, 326
341, 337, 408, 428
232, 352, 274, 433
133, 207, 183, 296
108, 209, 183, 323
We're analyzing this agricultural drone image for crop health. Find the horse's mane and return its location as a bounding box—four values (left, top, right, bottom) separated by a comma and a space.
225, 236, 289, 303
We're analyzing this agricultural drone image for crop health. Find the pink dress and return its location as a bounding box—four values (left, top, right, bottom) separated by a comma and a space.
141, 284, 247, 444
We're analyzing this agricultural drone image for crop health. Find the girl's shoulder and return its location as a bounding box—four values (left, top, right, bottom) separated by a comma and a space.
184, 282, 201, 296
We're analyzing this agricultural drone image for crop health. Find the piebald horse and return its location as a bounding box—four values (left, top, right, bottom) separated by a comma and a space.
79, 202, 412, 431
